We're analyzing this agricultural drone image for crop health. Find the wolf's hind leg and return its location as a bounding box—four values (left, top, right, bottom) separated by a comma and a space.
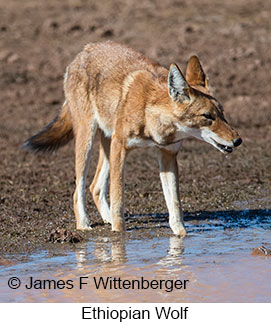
89, 131, 111, 224
73, 121, 97, 230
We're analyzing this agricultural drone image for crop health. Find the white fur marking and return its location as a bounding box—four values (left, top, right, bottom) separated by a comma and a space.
198, 128, 233, 151
158, 153, 185, 235
95, 156, 111, 224
175, 124, 233, 152
77, 177, 90, 228
76, 123, 97, 229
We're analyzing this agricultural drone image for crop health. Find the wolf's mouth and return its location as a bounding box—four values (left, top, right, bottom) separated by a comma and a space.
217, 143, 233, 153
213, 140, 233, 153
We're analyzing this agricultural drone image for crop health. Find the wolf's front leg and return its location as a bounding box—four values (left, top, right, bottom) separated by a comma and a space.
110, 135, 127, 232
158, 148, 187, 237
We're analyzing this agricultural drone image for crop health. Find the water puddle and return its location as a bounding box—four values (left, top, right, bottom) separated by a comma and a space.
1, 209, 271, 302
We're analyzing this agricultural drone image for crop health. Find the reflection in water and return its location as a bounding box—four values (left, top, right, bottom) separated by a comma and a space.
76, 235, 184, 268
0, 210, 271, 302
75, 243, 88, 268
76, 237, 127, 269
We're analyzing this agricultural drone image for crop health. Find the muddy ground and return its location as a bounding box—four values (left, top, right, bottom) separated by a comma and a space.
0, 0, 270, 254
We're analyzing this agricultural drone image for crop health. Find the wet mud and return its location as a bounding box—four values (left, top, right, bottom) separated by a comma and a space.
1, 212, 271, 302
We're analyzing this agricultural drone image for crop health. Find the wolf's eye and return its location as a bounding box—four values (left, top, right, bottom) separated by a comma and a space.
202, 113, 215, 121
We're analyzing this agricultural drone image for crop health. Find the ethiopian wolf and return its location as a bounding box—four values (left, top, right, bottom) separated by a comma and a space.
24, 41, 242, 236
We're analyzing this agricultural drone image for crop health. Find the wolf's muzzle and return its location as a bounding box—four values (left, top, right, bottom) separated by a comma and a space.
233, 137, 242, 147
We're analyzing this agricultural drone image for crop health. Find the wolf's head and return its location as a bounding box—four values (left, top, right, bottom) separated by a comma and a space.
168, 56, 242, 153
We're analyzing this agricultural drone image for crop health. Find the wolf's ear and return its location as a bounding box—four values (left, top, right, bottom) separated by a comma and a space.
186, 55, 209, 89
168, 64, 191, 102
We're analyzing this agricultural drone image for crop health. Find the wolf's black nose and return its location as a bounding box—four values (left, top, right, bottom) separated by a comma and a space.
233, 137, 242, 147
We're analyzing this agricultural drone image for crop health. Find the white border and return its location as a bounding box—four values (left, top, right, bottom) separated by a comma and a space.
0, 303, 270, 323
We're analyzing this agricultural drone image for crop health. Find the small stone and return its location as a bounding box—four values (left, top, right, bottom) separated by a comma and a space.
8, 53, 19, 63
49, 228, 82, 243
101, 29, 114, 38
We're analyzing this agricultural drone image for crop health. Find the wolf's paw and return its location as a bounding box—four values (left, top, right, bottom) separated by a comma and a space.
112, 221, 125, 232
102, 215, 112, 225
174, 228, 187, 237
77, 223, 92, 231
170, 223, 187, 237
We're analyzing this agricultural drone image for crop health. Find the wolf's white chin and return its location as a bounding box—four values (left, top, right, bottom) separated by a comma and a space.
197, 128, 234, 153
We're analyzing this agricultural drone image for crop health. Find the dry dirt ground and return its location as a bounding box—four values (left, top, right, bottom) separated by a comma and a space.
0, 0, 270, 254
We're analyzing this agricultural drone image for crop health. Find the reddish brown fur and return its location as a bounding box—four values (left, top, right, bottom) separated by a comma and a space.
24, 41, 242, 235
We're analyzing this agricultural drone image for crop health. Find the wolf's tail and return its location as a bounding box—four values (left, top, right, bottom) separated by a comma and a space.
23, 102, 73, 152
